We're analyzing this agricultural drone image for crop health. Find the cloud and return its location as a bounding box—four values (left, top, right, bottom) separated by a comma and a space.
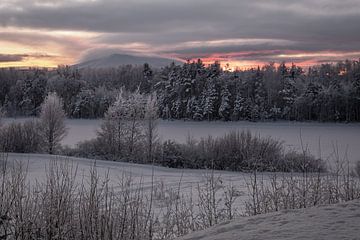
0, 53, 56, 62
0, 0, 360, 66
0, 54, 25, 62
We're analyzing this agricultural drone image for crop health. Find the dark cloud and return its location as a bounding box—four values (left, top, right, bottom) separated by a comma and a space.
0, 54, 25, 62
0, 53, 56, 62
1, 0, 360, 63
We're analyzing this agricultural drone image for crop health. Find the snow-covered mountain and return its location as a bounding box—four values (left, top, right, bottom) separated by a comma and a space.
75, 53, 182, 68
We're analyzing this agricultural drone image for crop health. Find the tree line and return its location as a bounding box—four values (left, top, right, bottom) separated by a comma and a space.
1, 59, 360, 121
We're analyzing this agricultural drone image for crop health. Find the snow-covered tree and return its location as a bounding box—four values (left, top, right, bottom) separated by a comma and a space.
186, 97, 195, 119
39, 92, 67, 154
193, 98, 204, 121
269, 105, 282, 120
141, 63, 153, 93
232, 91, 246, 120
278, 77, 297, 119
73, 89, 96, 118
202, 80, 218, 121
99, 89, 128, 157
171, 98, 182, 119
243, 98, 253, 120
218, 86, 231, 121
123, 88, 145, 157
253, 68, 267, 120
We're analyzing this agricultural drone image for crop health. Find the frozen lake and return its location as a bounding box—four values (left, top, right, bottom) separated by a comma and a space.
3, 118, 360, 165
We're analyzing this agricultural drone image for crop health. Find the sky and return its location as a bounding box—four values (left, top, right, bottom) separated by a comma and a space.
0, 0, 360, 69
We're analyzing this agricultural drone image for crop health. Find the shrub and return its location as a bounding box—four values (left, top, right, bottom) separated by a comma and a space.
67, 130, 326, 173
355, 161, 360, 178
282, 150, 326, 172
0, 120, 42, 153
245, 160, 360, 216
154, 131, 326, 173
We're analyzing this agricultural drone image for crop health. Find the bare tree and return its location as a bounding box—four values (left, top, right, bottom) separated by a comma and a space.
144, 93, 159, 163
0, 107, 3, 128
39, 92, 67, 154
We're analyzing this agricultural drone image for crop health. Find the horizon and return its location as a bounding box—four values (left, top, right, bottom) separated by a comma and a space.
1, 0, 360, 69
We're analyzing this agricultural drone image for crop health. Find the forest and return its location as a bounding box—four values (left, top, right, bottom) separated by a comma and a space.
0, 59, 360, 122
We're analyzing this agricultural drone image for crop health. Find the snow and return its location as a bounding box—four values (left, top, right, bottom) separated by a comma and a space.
177, 200, 360, 240
4, 153, 360, 240
3, 118, 360, 165
4, 152, 252, 209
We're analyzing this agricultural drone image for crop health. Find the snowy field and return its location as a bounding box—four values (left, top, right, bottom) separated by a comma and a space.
177, 200, 360, 240
4, 152, 253, 212
4, 153, 360, 240
5, 152, 250, 188
3, 118, 360, 165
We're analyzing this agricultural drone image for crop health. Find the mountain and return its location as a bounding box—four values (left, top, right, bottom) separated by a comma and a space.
75, 54, 182, 69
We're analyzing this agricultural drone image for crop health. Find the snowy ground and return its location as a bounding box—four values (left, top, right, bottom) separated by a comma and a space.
4, 153, 253, 211
177, 200, 360, 240
3, 118, 360, 165
4, 153, 360, 240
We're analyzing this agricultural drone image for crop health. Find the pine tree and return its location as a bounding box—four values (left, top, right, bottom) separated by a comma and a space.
171, 98, 182, 119
243, 98, 254, 120
279, 77, 297, 119
186, 97, 195, 119
73, 89, 97, 118
141, 63, 153, 93
193, 98, 204, 121
232, 91, 246, 120
202, 80, 218, 121
218, 86, 231, 121
253, 67, 267, 120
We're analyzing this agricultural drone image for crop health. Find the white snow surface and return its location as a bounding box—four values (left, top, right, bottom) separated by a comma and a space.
4, 153, 253, 211
177, 200, 360, 240
4, 153, 360, 240
3, 118, 360, 165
